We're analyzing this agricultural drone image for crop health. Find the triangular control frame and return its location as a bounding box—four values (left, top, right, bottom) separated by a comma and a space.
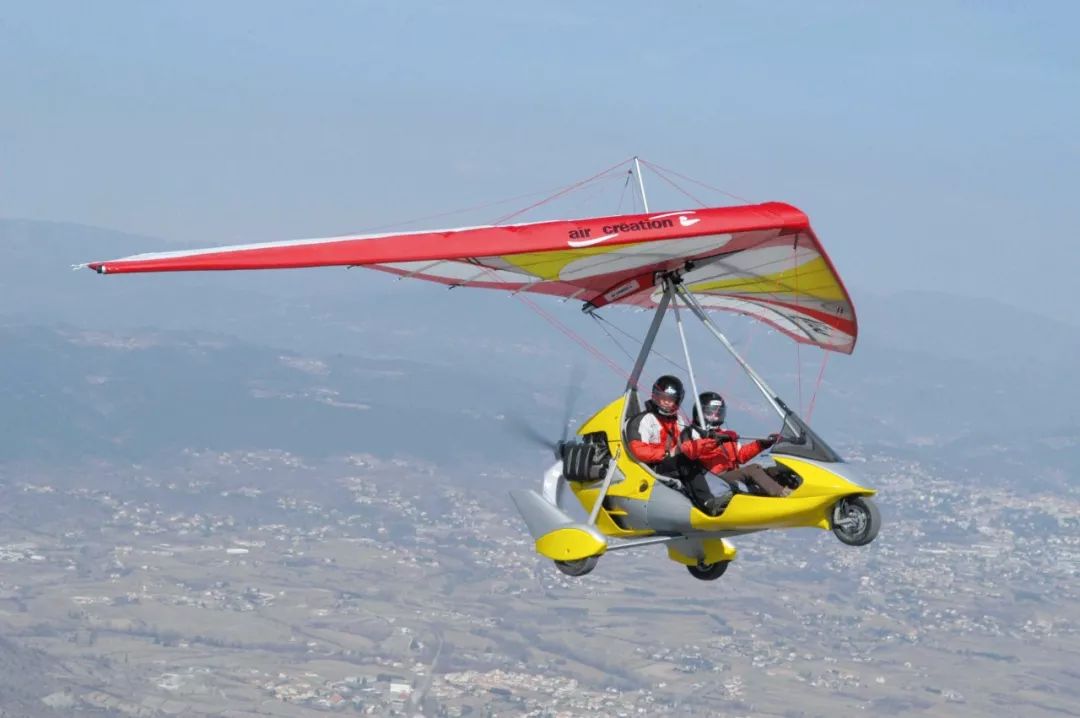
616, 272, 842, 463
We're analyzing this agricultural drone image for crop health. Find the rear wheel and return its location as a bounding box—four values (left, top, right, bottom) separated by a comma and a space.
554, 556, 598, 577
831, 496, 881, 546
687, 560, 729, 581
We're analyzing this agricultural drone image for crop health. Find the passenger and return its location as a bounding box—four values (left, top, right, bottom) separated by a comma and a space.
680, 391, 789, 497
626, 376, 729, 516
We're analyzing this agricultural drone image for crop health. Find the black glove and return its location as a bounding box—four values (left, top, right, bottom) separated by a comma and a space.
759, 433, 780, 448
706, 430, 736, 444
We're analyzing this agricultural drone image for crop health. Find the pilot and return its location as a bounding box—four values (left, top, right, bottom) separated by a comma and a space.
680, 391, 788, 497
626, 375, 729, 516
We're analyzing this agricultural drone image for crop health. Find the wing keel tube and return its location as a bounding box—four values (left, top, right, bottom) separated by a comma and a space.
510, 489, 607, 561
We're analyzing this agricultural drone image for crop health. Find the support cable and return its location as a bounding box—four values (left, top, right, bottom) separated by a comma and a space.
589, 313, 638, 366
639, 159, 753, 204
793, 238, 803, 414
591, 313, 687, 374
806, 352, 831, 422
672, 292, 706, 432
493, 157, 634, 225
616, 170, 633, 213
639, 162, 709, 207
347, 162, 625, 235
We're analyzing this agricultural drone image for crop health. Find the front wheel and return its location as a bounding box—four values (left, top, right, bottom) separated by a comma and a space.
831, 496, 881, 546
554, 556, 599, 577
687, 560, 730, 581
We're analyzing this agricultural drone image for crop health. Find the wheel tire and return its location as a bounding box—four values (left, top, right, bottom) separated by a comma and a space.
686, 560, 730, 581
554, 556, 599, 577
831, 496, 881, 546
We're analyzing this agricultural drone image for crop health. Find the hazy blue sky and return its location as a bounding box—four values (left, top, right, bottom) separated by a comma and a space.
2, 1, 1078, 321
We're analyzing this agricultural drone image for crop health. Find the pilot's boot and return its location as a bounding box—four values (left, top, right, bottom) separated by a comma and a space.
682, 471, 731, 517
702, 483, 734, 517
703, 495, 730, 517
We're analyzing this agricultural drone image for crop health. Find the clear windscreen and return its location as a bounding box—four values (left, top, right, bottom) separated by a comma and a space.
772, 408, 842, 463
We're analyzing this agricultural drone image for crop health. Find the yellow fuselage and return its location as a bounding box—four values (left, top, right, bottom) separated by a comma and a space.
568, 396, 875, 539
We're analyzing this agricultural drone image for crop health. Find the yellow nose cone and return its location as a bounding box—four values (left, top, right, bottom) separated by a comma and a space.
535, 527, 607, 561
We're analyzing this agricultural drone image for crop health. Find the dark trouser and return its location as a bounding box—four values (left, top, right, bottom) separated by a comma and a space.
716, 464, 787, 497
653, 456, 732, 513
682, 470, 732, 510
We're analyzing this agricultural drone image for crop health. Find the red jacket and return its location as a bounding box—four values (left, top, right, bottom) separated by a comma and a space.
679, 427, 767, 474
626, 403, 684, 464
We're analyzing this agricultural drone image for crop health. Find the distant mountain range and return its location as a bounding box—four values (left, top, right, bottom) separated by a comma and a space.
2, 219, 1076, 479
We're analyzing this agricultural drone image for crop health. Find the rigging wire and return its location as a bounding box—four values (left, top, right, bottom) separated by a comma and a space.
597, 306, 766, 418
615, 170, 633, 214
511, 289, 631, 383
643, 157, 828, 419
793, 237, 803, 414
562, 172, 632, 215
720, 321, 756, 396
806, 351, 831, 421
461, 164, 646, 392
476, 158, 723, 397
591, 313, 687, 374
492, 157, 635, 225
639, 159, 754, 204
671, 294, 706, 434
638, 162, 709, 208
796, 340, 804, 414
589, 313, 638, 366
343, 172, 621, 235
430, 155, 833, 426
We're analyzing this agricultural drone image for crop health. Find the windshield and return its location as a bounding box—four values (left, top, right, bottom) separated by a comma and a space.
772, 403, 843, 463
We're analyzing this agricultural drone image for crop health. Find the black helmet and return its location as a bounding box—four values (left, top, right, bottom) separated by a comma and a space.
650, 375, 685, 416
693, 391, 727, 428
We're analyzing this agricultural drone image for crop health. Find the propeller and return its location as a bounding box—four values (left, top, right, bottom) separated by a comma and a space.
504, 415, 563, 457
503, 363, 587, 460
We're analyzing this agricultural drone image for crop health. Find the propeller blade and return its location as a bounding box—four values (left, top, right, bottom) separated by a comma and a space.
560, 362, 588, 443
503, 415, 559, 453
502, 362, 588, 461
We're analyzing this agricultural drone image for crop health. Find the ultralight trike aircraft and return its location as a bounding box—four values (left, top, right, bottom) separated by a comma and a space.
82, 159, 880, 581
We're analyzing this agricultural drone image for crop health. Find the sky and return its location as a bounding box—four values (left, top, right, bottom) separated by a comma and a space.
2, 1, 1078, 322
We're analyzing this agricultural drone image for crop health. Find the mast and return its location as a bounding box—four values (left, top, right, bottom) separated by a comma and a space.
633, 156, 649, 213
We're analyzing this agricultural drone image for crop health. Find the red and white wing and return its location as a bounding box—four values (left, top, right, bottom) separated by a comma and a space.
86, 202, 857, 353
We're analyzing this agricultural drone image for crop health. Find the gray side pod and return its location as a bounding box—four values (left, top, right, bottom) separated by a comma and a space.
509, 489, 607, 548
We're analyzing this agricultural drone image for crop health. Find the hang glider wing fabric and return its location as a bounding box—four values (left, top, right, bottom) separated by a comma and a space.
86, 202, 857, 353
